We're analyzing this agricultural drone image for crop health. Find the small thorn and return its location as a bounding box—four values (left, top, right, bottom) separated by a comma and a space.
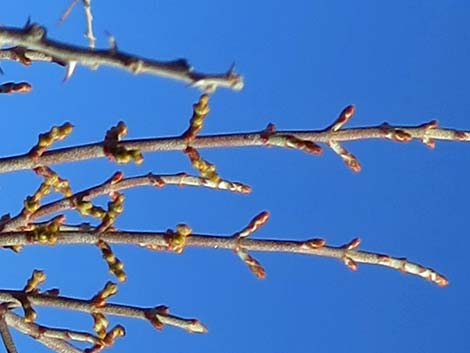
104, 31, 118, 51
24, 16, 32, 29
64, 61, 77, 81
227, 62, 236, 75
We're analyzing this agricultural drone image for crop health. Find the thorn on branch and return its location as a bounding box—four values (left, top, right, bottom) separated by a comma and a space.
0, 23, 243, 90
190, 63, 244, 92
64, 61, 77, 81
105, 31, 118, 52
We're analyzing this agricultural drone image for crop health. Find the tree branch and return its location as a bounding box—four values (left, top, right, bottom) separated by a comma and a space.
0, 291, 206, 334
0, 227, 448, 287
0, 23, 243, 91
0, 118, 468, 174
5, 312, 84, 353
2, 172, 250, 232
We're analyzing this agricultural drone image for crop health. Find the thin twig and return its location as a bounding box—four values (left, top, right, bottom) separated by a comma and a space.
82, 0, 95, 49
0, 305, 18, 353
1, 173, 250, 232
5, 312, 84, 353
0, 23, 243, 91
0, 121, 468, 174
0, 291, 206, 334
59, 0, 80, 23
0, 229, 448, 286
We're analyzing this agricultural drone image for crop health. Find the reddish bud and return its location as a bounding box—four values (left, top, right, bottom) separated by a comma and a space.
305, 238, 326, 249
343, 256, 358, 271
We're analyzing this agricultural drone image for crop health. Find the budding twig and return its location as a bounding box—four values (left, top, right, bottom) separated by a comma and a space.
0, 112, 467, 174
0, 221, 448, 287
0, 291, 207, 334
1, 172, 250, 232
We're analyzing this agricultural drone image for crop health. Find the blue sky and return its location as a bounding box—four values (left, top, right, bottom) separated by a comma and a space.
1, 1, 470, 352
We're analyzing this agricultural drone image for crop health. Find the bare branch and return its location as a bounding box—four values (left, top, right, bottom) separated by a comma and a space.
82, 0, 96, 49
0, 24, 243, 91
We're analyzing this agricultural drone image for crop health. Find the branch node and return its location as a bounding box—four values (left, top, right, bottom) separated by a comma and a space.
24, 23, 47, 41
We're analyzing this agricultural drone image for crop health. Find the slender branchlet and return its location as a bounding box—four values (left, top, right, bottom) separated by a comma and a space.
0, 270, 206, 352
0, 221, 448, 287
0, 106, 467, 175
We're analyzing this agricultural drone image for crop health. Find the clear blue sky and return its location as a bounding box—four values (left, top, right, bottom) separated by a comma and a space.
1, 1, 470, 352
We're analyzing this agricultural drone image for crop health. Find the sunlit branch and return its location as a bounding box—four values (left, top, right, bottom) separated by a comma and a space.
0, 228, 448, 287
1, 173, 250, 232
5, 311, 87, 353
0, 291, 206, 334
82, 0, 95, 48
0, 23, 243, 91
0, 119, 468, 174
